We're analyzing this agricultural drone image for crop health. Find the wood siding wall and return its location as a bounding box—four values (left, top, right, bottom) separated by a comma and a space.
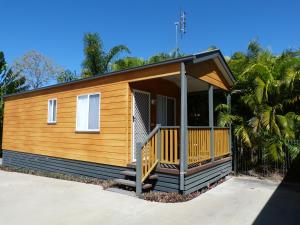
186, 60, 230, 91
3, 63, 180, 167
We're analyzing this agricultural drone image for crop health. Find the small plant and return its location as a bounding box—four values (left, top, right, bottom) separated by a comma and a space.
142, 191, 197, 203
142, 178, 225, 203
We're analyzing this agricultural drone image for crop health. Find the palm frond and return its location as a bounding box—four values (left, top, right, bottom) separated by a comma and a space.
215, 104, 229, 112
217, 113, 242, 127
265, 139, 284, 162
254, 77, 265, 104
234, 125, 252, 148
105, 45, 130, 71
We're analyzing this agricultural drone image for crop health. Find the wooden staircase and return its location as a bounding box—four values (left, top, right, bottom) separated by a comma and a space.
114, 169, 158, 190
114, 124, 161, 194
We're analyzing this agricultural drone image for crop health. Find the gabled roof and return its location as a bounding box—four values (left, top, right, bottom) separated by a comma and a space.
3, 49, 235, 99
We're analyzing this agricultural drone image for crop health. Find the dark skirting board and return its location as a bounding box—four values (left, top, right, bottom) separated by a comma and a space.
2, 150, 231, 194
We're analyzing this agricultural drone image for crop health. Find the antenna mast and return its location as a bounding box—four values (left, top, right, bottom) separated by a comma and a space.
175, 10, 186, 57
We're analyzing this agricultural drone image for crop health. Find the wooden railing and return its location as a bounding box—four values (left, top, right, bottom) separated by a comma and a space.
214, 128, 230, 158
136, 125, 160, 194
140, 127, 160, 182
136, 125, 230, 194
160, 127, 180, 164
188, 127, 211, 164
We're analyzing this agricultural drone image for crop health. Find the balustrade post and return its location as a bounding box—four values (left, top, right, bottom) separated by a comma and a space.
209, 85, 215, 161
156, 125, 161, 167
136, 143, 142, 195
227, 94, 232, 155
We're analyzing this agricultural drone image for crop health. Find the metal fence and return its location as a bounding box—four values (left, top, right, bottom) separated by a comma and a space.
233, 139, 300, 178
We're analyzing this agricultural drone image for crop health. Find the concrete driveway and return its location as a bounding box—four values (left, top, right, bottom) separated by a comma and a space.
0, 170, 298, 225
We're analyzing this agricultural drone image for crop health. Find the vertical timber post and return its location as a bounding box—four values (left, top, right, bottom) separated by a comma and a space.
208, 85, 214, 161
156, 124, 161, 168
180, 62, 187, 192
136, 144, 142, 195
227, 94, 235, 174
227, 94, 232, 155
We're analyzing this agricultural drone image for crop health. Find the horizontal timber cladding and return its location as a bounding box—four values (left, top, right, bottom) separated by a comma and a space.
184, 159, 232, 194
186, 59, 230, 91
3, 62, 180, 167
151, 172, 180, 193
2, 150, 131, 180
2, 82, 129, 167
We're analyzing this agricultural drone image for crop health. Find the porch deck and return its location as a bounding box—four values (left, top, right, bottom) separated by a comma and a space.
138, 125, 230, 182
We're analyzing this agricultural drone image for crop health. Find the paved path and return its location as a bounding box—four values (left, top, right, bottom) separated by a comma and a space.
0, 170, 295, 225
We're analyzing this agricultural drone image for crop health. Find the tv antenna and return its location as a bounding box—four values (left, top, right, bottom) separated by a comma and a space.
175, 10, 186, 57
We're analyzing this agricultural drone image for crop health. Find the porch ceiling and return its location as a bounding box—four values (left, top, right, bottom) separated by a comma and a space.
163, 75, 211, 93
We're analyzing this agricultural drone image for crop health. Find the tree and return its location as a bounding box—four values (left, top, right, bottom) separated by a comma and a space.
57, 69, 78, 83
82, 33, 130, 77
13, 50, 62, 89
112, 57, 145, 71
147, 53, 173, 64
0, 51, 28, 150
217, 41, 300, 161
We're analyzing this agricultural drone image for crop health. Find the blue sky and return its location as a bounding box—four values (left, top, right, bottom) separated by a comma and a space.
1, 0, 299, 73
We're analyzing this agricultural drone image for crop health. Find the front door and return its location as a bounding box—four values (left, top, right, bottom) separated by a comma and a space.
157, 95, 176, 126
132, 90, 151, 161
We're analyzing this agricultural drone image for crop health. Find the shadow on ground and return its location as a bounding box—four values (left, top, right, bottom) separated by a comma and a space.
253, 153, 300, 225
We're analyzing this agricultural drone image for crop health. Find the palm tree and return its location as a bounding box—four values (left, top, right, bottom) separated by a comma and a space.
217, 41, 300, 161
82, 33, 130, 77
111, 52, 186, 72
111, 57, 145, 71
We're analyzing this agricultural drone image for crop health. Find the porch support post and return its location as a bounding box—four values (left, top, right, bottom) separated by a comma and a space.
180, 62, 187, 191
208, 85, 215, 161
136, 144, 142, 195
227, 94, 232, 155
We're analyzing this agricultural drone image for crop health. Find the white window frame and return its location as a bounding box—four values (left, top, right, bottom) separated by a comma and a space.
47, 98, 57, 124
76, 93, 101, 132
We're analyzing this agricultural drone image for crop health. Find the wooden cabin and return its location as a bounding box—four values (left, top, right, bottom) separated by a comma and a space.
2, 50, 235, 194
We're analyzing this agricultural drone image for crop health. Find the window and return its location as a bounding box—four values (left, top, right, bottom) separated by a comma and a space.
156, 95, 176, 126
48, 99, 57, 123
76, 93, 100, 131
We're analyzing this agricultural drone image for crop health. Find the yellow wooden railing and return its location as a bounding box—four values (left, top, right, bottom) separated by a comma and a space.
188, 127, 211, 164
136, 125, 160, 194
160, 127, 180, 164
140, 131, 159, 182
214, 128, 230, 158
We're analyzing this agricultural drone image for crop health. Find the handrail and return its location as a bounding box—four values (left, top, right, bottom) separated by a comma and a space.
160, 126, 180, 129
139, 124, 161, 147
188, 126, 229, 129
136, 124, 161, 195
188, 126, 210, 128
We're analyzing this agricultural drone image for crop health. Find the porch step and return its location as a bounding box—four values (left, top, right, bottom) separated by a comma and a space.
120, 170, 158, 180
114, 179, 152, 189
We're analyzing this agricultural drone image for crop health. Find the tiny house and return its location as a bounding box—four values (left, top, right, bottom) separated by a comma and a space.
2, 50, 235, 194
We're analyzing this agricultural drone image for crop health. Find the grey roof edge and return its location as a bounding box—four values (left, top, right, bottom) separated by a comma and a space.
3, 49, 234, 99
